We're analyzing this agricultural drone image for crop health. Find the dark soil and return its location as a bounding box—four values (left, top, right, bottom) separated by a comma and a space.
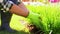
27, 24, 44, 34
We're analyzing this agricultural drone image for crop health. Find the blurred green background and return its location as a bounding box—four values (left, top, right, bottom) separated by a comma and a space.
0, 3, 60, 34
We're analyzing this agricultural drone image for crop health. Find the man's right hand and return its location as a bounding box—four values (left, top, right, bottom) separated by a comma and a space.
27, 11, 42, 28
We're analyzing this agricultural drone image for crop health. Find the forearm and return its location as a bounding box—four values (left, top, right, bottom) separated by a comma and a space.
10, 4, 29, 17
18, 2, 29, 12
17, 2, 29, 17
1, 1, 29, 17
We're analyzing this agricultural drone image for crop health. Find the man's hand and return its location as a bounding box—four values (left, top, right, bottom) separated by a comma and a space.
27, 11, 42, 28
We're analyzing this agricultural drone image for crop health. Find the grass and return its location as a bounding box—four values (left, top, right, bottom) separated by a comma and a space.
26, 5, 60, 34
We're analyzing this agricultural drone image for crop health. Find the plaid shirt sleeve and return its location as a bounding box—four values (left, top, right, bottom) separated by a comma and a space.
1, 1, 14, 13
17, 0, 22, 5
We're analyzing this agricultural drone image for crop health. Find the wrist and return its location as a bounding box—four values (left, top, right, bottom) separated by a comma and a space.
27, 11, 35, 18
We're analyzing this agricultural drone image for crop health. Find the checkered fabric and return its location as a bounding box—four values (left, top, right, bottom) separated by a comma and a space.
1, 1, 14, 13
17, 0, 22, 5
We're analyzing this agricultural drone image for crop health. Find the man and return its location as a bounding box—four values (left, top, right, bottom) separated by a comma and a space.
0, 0, 41, 32
0, 0, 20, 32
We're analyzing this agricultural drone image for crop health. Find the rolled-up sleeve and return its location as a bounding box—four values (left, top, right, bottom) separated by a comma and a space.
17, 0, 22, 5
1, 1, 14, 12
